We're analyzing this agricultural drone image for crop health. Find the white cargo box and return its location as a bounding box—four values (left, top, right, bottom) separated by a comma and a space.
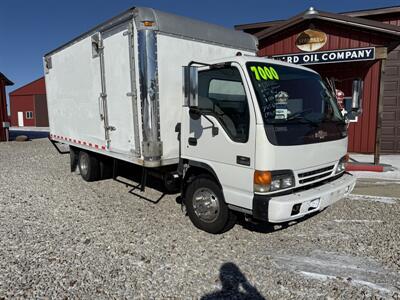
45, 7, 257, 167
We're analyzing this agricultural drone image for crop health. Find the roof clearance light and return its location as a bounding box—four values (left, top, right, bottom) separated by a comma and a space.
142, 21, 154, 27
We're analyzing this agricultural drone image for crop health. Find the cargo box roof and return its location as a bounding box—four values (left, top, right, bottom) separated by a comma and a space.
45, 7, 258, 57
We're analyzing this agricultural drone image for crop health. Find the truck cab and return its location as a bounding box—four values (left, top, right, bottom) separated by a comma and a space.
180, 56, 356, 233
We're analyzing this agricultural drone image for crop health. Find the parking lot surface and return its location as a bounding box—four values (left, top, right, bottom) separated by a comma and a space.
0, 139, 399, 299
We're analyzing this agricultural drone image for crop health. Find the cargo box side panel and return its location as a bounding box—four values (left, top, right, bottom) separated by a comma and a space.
45, 37, 106, 148
156, 34, 255, 162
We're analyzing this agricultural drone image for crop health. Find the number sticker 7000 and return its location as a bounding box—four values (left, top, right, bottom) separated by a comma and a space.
250, 66, 279, 81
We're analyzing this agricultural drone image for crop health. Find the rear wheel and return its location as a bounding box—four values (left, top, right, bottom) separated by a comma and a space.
184, 175, 236, 234
78, 151, 100, 182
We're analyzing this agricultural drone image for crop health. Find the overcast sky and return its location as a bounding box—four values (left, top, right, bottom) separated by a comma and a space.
1, 0, 399, 96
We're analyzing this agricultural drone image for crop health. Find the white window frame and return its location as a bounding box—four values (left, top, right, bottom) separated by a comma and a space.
26, 111, 33, 119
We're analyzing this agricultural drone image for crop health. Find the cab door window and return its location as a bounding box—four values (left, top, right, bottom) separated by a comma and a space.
198, 67, 249, 143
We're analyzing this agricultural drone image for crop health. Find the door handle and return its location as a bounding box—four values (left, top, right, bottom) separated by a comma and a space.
98, 96, 104, 120
188, 137, 197, 146
236, 156, 250, 166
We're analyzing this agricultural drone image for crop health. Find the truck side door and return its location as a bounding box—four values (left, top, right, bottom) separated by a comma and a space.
101, 23, 139, 156
181, 63, 256, 210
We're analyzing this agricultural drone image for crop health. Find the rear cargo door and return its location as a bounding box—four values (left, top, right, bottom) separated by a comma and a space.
102, 23, 138, 156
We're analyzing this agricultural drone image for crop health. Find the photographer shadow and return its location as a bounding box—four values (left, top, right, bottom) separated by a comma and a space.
201, 262, 266, 300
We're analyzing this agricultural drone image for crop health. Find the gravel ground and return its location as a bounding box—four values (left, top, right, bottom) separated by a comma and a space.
0, 139, 399, 299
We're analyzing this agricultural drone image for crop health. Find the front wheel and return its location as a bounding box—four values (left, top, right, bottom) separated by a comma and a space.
184, 176, 236, 234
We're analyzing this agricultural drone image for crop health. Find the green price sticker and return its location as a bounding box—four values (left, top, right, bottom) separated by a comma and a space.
250, 66, 279, 81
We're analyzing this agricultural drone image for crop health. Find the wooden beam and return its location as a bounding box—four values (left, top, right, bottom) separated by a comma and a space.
374, 59, 386, 165
375, 47, 388, 60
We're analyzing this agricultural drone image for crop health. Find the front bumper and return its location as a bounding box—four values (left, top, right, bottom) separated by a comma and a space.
253, 173, 356, 223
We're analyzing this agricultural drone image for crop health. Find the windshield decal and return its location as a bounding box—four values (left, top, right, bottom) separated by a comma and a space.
250, 66, 279, 81
275, 91, 289, 119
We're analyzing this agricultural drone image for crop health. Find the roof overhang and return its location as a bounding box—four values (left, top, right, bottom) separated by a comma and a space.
255, 7, 400, 41
0, 73, 13, 86
343, 5, 400, 18
234, 19, 285, 31
235, 6, 400, 37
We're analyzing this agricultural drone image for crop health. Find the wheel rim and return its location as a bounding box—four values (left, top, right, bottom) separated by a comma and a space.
80, 153, 89, 177
192, 187, 220, 223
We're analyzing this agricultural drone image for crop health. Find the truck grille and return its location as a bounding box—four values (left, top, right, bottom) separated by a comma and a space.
298, 165, 334, 184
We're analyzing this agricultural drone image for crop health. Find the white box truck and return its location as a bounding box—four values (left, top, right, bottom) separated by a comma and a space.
45, 7, 356, 233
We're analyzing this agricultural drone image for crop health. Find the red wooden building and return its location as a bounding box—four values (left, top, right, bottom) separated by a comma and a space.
9, 77, 48, 128
236, 6, 400, 157
0, 72, 13, 141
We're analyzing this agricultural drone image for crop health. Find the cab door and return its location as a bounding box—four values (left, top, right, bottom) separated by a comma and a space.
181, 63, 256, 210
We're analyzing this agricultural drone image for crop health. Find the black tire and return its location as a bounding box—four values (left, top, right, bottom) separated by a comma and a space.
78, 151, 100, 182
70, 146, 78, 172
184, 175, 236, 234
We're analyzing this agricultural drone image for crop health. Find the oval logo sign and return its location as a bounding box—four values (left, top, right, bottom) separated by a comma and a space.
296, 29, 327, 52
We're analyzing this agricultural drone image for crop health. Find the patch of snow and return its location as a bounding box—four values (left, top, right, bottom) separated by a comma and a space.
272, 250, 398, 295
299, 271, 335, 281
299, 271, 391, 294
370, 181, 400, 185
332, 219, 383, 223
351, 279, 392, 294
347, 194, 398, 204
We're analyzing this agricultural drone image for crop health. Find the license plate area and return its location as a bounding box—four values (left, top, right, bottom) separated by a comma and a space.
301, 198, 320, 213
291, 197, 321, 216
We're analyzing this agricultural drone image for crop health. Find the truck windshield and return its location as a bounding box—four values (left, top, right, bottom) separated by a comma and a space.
246, 62, 346, 146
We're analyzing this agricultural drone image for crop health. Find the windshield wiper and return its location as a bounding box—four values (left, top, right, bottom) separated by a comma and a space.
286, 109, 320, 126
265, 115, 320, 127
286, 109, 312, 121
286, 115, 320, 127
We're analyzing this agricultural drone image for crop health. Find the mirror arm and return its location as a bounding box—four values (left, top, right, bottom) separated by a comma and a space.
202, 114, 219, 136
190, 108, 219, 136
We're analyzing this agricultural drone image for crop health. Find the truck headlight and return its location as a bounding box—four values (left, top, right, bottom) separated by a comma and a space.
281, 176, 294, 188
254, 170, 295, 192
335, 154, 349, 174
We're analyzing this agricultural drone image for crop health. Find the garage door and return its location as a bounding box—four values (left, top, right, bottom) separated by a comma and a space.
381, 46, 400, 153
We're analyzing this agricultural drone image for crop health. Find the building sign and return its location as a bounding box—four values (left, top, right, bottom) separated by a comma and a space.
272, 47, 375, 65
296, 29, 327, 52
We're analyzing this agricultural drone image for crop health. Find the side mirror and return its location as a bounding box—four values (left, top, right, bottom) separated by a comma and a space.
343, 97, 358, 123
183, 66, 198, 108
351, 79, 363, 115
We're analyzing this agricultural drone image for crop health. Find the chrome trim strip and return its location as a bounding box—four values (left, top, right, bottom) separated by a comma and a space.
138, 29, 162, 162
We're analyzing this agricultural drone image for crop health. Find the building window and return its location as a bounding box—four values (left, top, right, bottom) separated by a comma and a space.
26, 111, 33, 119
